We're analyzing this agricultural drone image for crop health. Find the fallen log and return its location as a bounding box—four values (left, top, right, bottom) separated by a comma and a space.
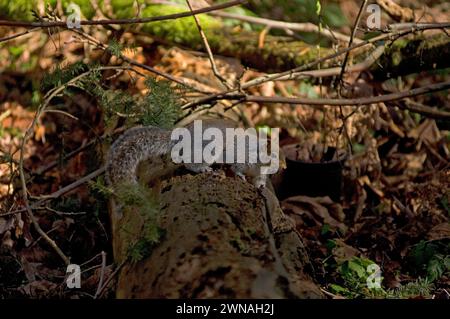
111, 171, 323, 298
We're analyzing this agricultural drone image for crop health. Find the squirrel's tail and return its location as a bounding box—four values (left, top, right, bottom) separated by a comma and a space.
105, 126, 173, 187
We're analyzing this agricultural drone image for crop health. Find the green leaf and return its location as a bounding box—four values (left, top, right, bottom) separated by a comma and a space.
427, 255, 447, 282
321, 224, 331, 235
8, 46, 24, 57
348, 260, 366, 278
329, 284, 347, 294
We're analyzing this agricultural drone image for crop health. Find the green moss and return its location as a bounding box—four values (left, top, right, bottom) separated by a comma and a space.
139, 5, 221, 46
115, 182, 164, 262
0, 0, 95, 20
0, 0, 222, 47
0, 0, 331, 73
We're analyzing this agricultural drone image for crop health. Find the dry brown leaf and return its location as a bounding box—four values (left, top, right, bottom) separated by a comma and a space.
427, 223, 450, 241
0, 217, 14, 235
408, 119, 441, 144
332, 239, 361, 264
283, 195, 347, 232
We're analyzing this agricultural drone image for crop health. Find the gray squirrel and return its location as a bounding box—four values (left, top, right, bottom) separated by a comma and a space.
105, 119, 278, 190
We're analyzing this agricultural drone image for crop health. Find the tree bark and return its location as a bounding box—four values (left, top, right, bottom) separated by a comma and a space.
111, 172, 323, 298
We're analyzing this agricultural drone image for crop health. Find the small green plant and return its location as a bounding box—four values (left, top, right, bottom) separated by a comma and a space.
107, 39, 124, 58
94, 76, 183, 129
41, 61, 90, 91
141, 78, 182, 129
408, 240, 450, 282
330, 256, 385, 298
97, 89, 137, 125
115, 182, 165, 263
89, 176, 113, 198
387, 278, 434, 299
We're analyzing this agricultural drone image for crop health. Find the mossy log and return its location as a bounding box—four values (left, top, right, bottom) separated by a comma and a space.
371, 33, 450, 79
0, 0, 327, 72
111, 172, 323, 298
1, 1, 449, 76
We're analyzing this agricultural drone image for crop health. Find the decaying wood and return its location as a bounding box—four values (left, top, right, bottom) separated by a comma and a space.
1, 1, 449, 76
111, 172, 323, 298
372, 33, 450, 79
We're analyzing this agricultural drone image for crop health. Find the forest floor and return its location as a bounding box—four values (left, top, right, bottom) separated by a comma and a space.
0, 1, 449, 299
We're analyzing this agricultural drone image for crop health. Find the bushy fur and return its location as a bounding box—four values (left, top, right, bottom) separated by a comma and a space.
106, 120, 267, 189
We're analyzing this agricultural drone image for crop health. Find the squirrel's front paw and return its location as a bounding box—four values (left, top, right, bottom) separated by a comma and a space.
234, 171, 247, 182
185, 163, 213, 174
253, 175, 267, 189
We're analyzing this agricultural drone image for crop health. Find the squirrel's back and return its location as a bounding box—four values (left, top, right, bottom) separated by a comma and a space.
106, 120, 274, 189
106, 126, 172, 187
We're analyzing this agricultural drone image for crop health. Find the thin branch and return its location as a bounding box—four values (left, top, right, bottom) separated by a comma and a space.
337, 0, 368, 91
186, 0, 232, 89
95, 258, 128, 299
211, 11, 360, 44
242, 24, 450, 88
43, 206, 87, 216
37, 167, 105, 200
296, 45, 385, 78
19, 117, 70, 265
35, 138, 98, 175
182, 23, 450, 110
335, 0, 368, 156
398, 100, 450, 119
196, 79, 450, 106
1, 167, 106, 217
16, 67, 121, 265
42, 109, 79, 120
0, 0, 246, 27
0, 27, 41, 43
94, 251, 107, 299
386, 22, 449, 32
71, 29, 212, 94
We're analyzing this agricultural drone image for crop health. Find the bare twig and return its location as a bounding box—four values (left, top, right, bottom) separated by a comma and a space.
19, 148, 70, 265
337, 0, 368, 91
400, 100, 450, 119
1, 167, 106, 217
94, 251, 107, 298
186, 0, 232, 89
376, 0, 415, 22
16, 67, 121, 265
182, 23, 450, 110
211, 11, 360, 44
42, 109, 79, 120
295, 45, 385, 79
37, 167, 106, 200
36, 140, 95, 175
386, 22, 449, 32
95, 258, 128, 299
80, 252, 103, 267
335, 0, 368, 156
191, 79, 450, 106
0, 27, 41, 43
44, 206, 87, 216
71, 29, 212, 93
